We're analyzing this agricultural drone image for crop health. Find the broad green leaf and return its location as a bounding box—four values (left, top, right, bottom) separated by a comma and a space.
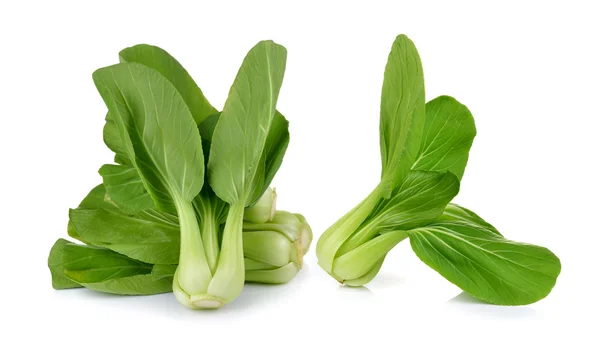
119, 44, 217, 125
68, 184, 179, 264
62, 242, 172, 295
101, 111, 222, 214
93, 62, 205, 211
412, 96, 476, 180
63, 243, 152, 282
379, 34, 426, 198
338, 170, 459, 256
208, 40, 287, 205
104, 44, 215, 165
69, 208, 180, 264
408, 207, 561, 305
98, 164, 154, 213
48, 239, 82, 290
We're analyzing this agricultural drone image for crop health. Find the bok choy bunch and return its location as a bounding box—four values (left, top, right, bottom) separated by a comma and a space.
316, 34, 561, 305
48, 40, 309, 309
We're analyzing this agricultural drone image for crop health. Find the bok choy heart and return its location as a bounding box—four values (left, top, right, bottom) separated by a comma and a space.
315, 34, 561, 305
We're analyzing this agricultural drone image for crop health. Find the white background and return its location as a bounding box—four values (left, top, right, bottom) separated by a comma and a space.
1, 0, 598, 342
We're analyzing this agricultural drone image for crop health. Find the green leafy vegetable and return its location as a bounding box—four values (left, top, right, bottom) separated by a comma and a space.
119, 44, 217, 125
243, 210, 312, 283
379, 34, 426, 197
49, 40, 302, 310
411, 96, 476, 180
62, 241, 173, 295
199, 40, 287, 308
92, 62, 213, 306
315, 33, 560, 305
408, 206, 561, 305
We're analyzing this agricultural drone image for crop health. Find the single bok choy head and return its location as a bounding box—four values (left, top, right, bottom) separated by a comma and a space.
243, 210, 312, 284
316, 34, 429, 283
315, 34, 561, 305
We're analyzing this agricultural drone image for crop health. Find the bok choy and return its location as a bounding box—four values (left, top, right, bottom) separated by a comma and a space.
49, 40, 301, 310
315, 34, 561, 305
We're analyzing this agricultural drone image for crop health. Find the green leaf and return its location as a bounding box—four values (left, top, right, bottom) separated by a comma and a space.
63, 243, 152, 282
68, 184, 180, 264
98, 164, 154, 213
208, 40, 287, 205
62, 242, 172, 295
68, 207, 180, 264
412, 96, 476, 180
119, 44, 217, 125
408, 206, 561, 305
48, 239, 82, 290
93, 62, 205, 211
379, 34, 426, 197
104, 44, 216, 166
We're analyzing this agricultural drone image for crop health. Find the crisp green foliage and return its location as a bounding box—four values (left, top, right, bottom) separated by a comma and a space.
411, 96, 476, 180
379, 34, 426, 198
69, 208, 180, 265
409, 207, 561, 305
316, 35, 428, 273
99, 164, 154, 213
208, 40, 287, 205
61, 241, 173, 295
49, 40, 299, 309
316, 33, 560, 305
93, 62, 205, 211
119, 44, 217, 125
